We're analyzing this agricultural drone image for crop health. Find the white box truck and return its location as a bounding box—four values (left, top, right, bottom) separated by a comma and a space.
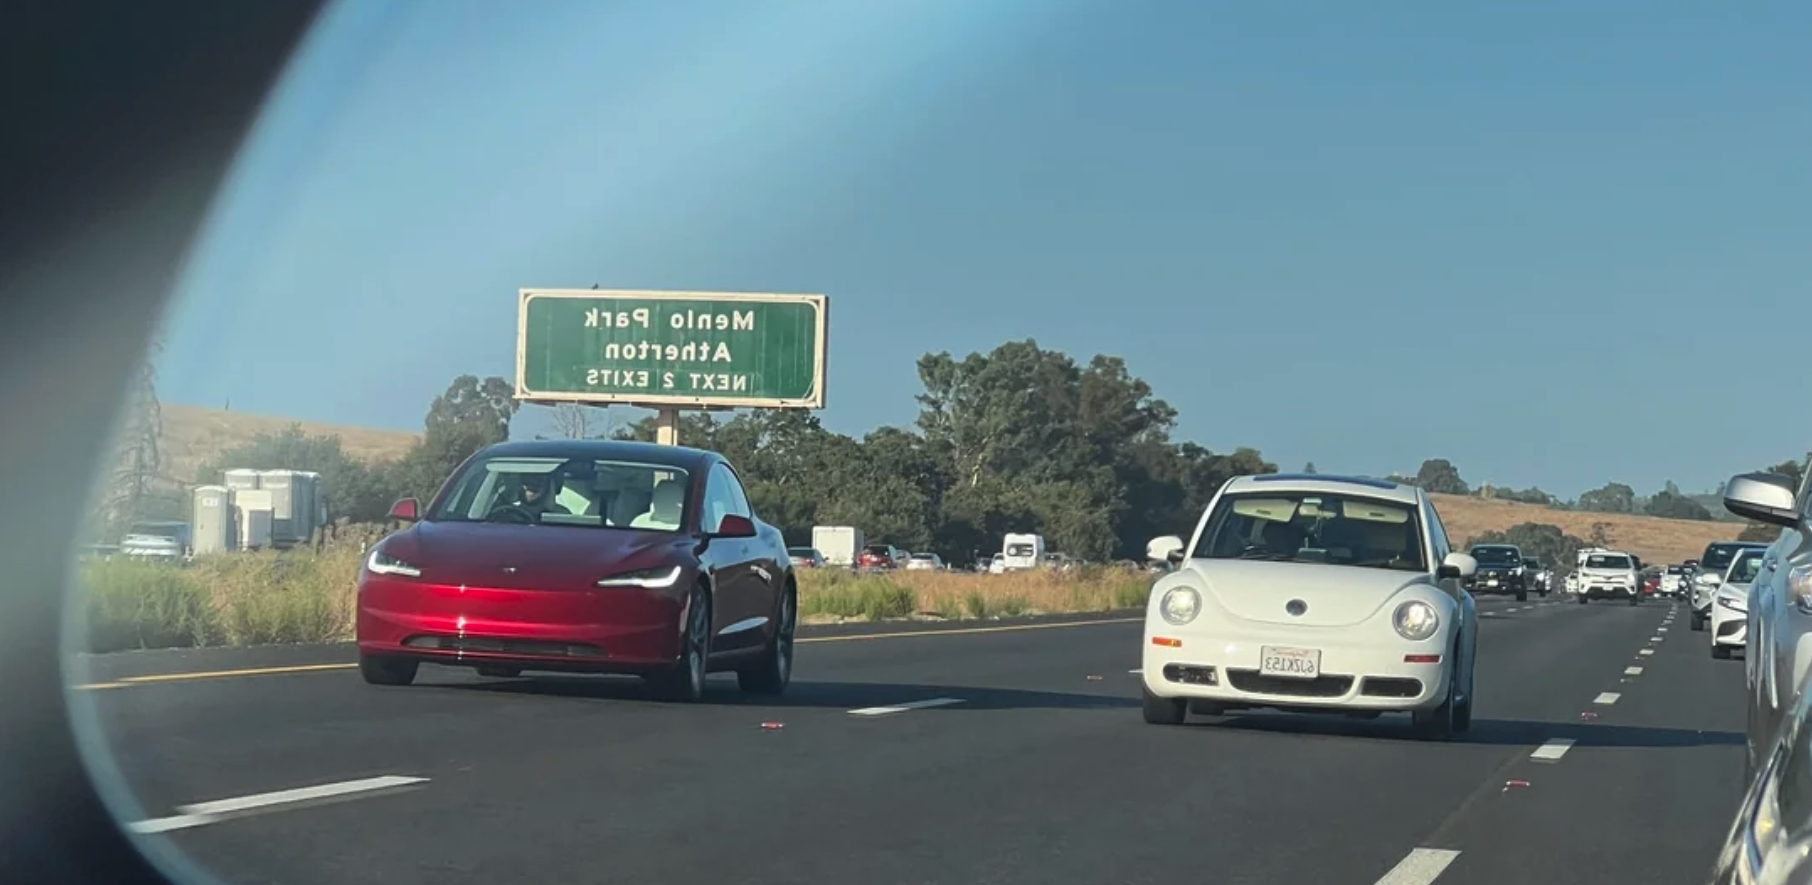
812, 526, 864, 568
1001, 533, 1046, 571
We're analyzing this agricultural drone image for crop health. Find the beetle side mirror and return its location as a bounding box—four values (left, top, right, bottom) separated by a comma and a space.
1147, 535, 1186, 565
1438, 552, 1478, 580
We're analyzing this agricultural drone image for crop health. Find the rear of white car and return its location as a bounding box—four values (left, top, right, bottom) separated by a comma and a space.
1712, 548, 1765, 659
1140, 474, 1479, 740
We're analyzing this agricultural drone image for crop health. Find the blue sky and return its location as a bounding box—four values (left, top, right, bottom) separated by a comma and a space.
159, 0, 1810, 499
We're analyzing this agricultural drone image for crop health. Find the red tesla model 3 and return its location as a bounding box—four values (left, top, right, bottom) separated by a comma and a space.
355, 439, 796, 701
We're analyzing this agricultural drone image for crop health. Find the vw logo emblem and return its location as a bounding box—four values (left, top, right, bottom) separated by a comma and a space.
1285, 599, 1307, 616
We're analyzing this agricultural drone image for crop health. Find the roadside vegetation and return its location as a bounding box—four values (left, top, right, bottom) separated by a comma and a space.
75, 546, 1156, 654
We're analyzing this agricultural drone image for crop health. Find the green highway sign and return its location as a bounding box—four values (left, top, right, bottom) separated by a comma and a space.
515, 289, 828, 409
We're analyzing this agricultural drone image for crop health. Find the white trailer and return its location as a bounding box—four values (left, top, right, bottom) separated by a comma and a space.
812, 525, 864, 568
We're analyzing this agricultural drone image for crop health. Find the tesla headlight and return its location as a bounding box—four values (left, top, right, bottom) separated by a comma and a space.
365, 548, 421, 578
1160, 586, 1201, 625
1717, 594, 1747, 613
1393, 600, 1440, 641
596, 565, 683, 589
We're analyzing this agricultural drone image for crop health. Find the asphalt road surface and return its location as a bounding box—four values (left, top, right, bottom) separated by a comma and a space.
71, 595, 1742, 885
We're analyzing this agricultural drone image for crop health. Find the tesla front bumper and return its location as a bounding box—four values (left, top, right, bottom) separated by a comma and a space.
356, 574, 688, 671
1142, 619, 1453, 712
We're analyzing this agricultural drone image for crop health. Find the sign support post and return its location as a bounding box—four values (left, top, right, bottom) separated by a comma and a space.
655, 407, 680, 446
515, 288, 829, 447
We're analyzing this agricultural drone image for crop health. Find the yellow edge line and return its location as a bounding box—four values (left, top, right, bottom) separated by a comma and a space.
70, 616, 1143, 691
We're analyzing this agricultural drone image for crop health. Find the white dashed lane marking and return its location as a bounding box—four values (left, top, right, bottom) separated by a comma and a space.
1531, 738, 1576, 761
1128, 668, 1142, 675
848, 697, 965, 716
1374, 848, 1462, 885
1594, 692, 1620, 705
1625, 666, 1643, 675
1640, 649, 1655, 656
127, 775, 429, 834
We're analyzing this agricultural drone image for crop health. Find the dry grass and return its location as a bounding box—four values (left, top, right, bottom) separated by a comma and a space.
159, 403, 419, 484
1431, 493, 1744, 565
797, 567, 1153, 622
77, 545, 363, 653
75, 544, 1153, 653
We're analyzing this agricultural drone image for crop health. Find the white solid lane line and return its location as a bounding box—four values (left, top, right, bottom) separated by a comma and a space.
128, 775, 429, 834
1594, 692, 1620, 705
1374, 848, 1462, 885
849, 697, 965, 716
1531, 738, 1576, 761
1625, 666, 1644, 675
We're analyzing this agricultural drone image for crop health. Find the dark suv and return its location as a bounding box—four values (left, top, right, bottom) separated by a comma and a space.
1466, 543, 1529, 601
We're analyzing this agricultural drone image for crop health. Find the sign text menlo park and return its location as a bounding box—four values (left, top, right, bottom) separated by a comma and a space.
515, 289, 828, 409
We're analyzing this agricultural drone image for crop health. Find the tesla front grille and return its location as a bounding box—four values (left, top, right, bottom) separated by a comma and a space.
1225, 669, 1354, 698
402, 635, 607, 658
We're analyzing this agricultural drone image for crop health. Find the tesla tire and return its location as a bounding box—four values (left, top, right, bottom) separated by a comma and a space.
1714, 645, 1733, 660
1142, 686, 1186, 725
649, 584, 710, 702
359, 654, 417, 687
738, 586, 796, 695
1516, 589, 1528, 602
1578, 595, 1588, 605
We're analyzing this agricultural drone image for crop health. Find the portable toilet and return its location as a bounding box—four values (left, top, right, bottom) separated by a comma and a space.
190, 485, 235, 555
234, 489, 274, 549
223, 468, 261, 492
259, 469, 302, 547
295, 470, 323, 541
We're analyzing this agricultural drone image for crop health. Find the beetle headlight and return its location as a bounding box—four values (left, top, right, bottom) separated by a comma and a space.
1786, 564, 1812, 614
1160, 586, 1201, 625
1393, 600, 1440, 641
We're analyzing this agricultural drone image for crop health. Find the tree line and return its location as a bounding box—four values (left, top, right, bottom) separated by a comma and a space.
183, 339, 1805, 563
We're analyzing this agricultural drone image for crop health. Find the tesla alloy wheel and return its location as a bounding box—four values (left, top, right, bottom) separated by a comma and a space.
738, 587, 795, 695
650, 585, 711, 702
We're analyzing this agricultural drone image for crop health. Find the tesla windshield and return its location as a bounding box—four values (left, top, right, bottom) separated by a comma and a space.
1191, 492, 1426, 571
428, 456, 691, 532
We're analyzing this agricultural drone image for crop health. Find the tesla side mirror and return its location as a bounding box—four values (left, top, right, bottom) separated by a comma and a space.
1438, 552, 1478, 580
1147, 535, 1186, 564
1724, 472, 1803, 529
388, 498, 420, 522
714, 514, 757, 538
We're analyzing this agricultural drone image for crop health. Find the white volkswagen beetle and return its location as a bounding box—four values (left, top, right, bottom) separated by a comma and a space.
1140, 473, 1481, 740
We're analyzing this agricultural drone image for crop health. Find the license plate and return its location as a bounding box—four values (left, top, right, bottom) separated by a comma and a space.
1486, 579, 1499, 586
1259, 646, 1321, 679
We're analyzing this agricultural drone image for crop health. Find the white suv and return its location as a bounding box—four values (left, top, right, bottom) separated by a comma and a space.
1576, 550, 1641, 605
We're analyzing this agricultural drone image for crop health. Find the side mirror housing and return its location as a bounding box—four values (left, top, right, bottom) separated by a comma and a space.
714, 514, 758, 538
1724, 472, 1803, 529
1147, 535, 1186, 564
1438, 552, 1478, 580
388, 498, 420, 523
